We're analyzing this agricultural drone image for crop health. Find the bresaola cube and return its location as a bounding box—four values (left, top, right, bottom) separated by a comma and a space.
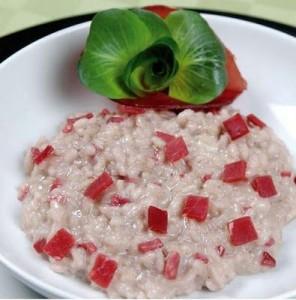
222, 160, 247, 183
148, 206, 168, 234
163, 251, 180, 280
89, 254, 118, 288
182, 195, 209, 222
251, 176, 277, 198
223, 113, 249, 140
43, 229, 75, 260
227, 216, 258, 246
164, 136, 188, 163
138, 238, 163, 253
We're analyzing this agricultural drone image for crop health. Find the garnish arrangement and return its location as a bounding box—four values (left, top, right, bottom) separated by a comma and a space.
78, 5, 246, 109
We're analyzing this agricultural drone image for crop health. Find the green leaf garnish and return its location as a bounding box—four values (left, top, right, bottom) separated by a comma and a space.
78, 8, 178, 99
78, 8, 227, 105
165, 10, 227, 104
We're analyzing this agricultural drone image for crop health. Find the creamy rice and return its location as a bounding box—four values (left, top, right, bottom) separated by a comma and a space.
19, 106, 296, 298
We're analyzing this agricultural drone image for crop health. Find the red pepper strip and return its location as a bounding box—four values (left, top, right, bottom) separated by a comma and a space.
89, 254, 118, 288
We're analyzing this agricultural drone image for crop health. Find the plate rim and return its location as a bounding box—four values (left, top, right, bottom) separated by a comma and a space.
0, 13, 296, 299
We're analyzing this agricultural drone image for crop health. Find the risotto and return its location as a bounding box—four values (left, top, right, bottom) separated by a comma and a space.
18, 105, 296, 298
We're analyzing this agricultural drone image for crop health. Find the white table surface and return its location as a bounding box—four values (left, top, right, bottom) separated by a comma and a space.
0, 264, 43, 298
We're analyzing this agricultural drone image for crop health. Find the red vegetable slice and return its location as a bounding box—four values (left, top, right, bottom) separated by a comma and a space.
50, 178, 62, 191
77, 242, 97, 255
108, 116, 125, 123
194, 252, 209, 264
223, 113, 249, 140
222, 160, 247, 183
182, 195, 209, 222
251, 176, 277, 198
33, 239, 46, 254
117, 104, 145, 115
84, 172, 113, 201
280, 171, 292, 177
89, 254, 118, 288
227, 216, 258, 246
261, 251, 276, 267
148, 206, 168, 234
165, 136, 188, 162
63, 113, 94, 133
216, 245, 225, 257
138, 238, 163, 253
155, 131, 175, 143
110, 194, 130, 206
32, 145, 54, 165
43, 228, 75, 260
163, 251, 180, 280
144, 5, 176, 18
246, 114, 266, 129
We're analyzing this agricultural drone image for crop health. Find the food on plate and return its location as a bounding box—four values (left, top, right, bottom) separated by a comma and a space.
78, 6, 246, 110
19, 106, 296, 298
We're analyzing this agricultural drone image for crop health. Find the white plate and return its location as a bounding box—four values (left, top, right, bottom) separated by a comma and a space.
0, 14, 295, 298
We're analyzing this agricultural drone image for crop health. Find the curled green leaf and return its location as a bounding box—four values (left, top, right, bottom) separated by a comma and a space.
78, 8, 178, 99
165, 10, 227, 104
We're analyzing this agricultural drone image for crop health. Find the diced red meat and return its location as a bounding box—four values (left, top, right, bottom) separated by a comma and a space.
222, 160, 247, 183
99, 108, 111, 117
260, 251, 276, 267
43, 229, 75, 260
223, 113, 249, 140
163, 251, 180, 280
108, 116, 125, 123
89, 254, 118, 288
264, 237, 275, 247
251, 176, 277, 198
110, 194, 130, 206
216, 245, 225, 257
280, 171, 292, 177
32, 145, 54, 165
227, 216, 258, 246
18, 184, 29, 201
138, 238, 163, 253
194, 252, 209, 264
182, 195, 209, 222
164, 136, 188, 163
148, 206, 168, 234
84, 172, 113, 201
117, 104, 145, 115
144, 5, 176, 18
155, 131, 175, 143
50, 178, 62, 191
77, 242, 97, 255
63, 113, 94, 133
33, 239, 46, 254
247, 114, 266, 129
201, 174, 212, 183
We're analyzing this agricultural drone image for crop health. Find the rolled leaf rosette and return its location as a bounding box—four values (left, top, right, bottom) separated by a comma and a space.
78, 7, 246, 108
